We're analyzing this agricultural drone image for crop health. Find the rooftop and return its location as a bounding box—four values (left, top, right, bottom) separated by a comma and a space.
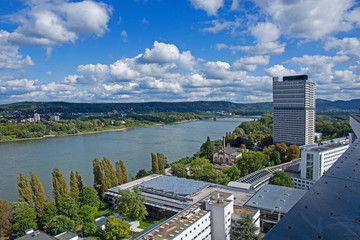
245, 184, 306, 213
233, 205, 258, 217
54, 232, 78, 240
15, 230, 56, 240
138, 192, 231, 240
303, 141, 349, 152
264, 116, 360, 239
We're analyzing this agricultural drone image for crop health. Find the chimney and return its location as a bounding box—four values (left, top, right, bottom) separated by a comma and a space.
223, 136, 226, 149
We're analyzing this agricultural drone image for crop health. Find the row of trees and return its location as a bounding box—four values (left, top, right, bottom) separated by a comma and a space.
151, 153, 165, 174
0, 113, 200, 140
93, 158, 128, 198
2, 168, 103, 237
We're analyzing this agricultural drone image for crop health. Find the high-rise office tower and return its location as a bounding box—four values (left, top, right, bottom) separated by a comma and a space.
273, 75, 315, 146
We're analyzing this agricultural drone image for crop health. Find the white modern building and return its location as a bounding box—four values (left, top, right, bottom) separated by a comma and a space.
273, 75, 316, 146
135, 192, 259, 240
300, 140, 349, 180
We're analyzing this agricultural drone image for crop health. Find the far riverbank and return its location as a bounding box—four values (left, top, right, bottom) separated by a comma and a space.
0, 119, 199, 144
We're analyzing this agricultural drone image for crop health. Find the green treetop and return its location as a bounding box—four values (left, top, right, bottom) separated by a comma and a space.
79, 186, 100, 209
119, 160, 128, 183
151, 153, 159, 174
271, 172, 295, 188
157, 153, 165, 175
44, 215, 75, 235
200, 136, 214, 160
231, 215, 259, 240
115, 161, 123, 185
17, 173, 34, 206
0, 199, 13, 237
115, 188, 148, 221
102, 157, 118, 187
75, 171, 84, 192
104, 216, 130, 240
52, 168, 68, 206
70, 171, 80, 199
30, 172, 48, 219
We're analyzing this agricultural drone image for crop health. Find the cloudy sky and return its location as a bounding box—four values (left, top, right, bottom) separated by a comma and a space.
0, 0, 359, 104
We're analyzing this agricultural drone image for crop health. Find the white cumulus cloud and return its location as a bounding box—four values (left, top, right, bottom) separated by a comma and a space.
190, 0, 224, 16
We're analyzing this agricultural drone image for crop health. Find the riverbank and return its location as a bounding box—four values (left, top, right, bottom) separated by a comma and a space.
0, 119, 199, 144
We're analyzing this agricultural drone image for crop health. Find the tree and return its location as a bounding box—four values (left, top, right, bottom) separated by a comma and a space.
70, 171, 80, 199
236, 152, 267, 176
116, 188, 148, 221
286, 145, 300, 161
12, 203, 37, 237
171, 164, 187, 178
119, 160, 128, 183
269, 150, 281, 165
135, 169, 148, 179
235, 136, 254, 150
157, 153, 165, 175
275, 143, 288, 163
79, 186, 100, 209
231, 215, 259, 240
57, 194, 80, 223
190, 158, 229, 185
222, 165, 241, 181
102, 158, 118, 187
0, 199, 13, 238
44, 215, 75, 235
151, 153, 159, 174
93, 158, 106, 198
52, 168, 68, 206
104, 216, 130, 240
79, 205, 97, 225
115, 161, 123, 185
200, 136, 214, 160
30, 172, 47, 219
17, 173, 34, 206
75, 171, 84, 192
40, 202, 57, 228
271, 172, 295, 188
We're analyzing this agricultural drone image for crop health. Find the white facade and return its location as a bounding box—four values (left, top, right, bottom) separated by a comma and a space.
291, 177, 316, 190
300, 141, 349, 180
205, 194, 234, 240
273, 75, 316, 146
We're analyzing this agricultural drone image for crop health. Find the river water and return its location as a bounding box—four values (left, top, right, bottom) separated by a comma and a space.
0, 117, 250, 202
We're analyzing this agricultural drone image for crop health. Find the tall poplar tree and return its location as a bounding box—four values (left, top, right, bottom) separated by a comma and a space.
30, 172, 47, 218
92, 158, 107, 198
17, 173, 34, 206
151, 153, 159, 174
157, 153, 165, 175
75, 171, 84, 192
115, 161, 123, 185
70, 171, 79, 199
52, 168, 68, 206
119, 160, 128, 183
102, 158, 117, 187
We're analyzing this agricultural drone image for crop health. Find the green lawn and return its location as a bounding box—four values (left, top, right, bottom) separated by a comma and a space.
139, 219, 160, 229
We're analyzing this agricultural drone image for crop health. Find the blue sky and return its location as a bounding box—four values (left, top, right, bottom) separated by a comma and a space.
0, 0, 359, 104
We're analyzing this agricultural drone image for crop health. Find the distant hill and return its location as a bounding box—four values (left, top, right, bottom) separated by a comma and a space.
0, 101, 273, 115
316, 99, 360, 113
0, 99, 358, 115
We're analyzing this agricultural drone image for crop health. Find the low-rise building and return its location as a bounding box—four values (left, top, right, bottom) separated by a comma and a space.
300, 140, 349, 180
245, 184, 306, 231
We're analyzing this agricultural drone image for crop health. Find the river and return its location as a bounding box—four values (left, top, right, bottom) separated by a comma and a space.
0, 117, 251, 202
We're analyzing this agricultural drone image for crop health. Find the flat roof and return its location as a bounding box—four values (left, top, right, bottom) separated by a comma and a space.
245, 184, 306, 213
233, 205, 258, 217
303, 141, 349, 152
139, 175, 210, 197
16, 231, 56, 240
54, 232, 77, 240
139, 192, 231, 240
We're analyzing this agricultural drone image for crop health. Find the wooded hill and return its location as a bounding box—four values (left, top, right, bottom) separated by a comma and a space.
0, 99, 358, 115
